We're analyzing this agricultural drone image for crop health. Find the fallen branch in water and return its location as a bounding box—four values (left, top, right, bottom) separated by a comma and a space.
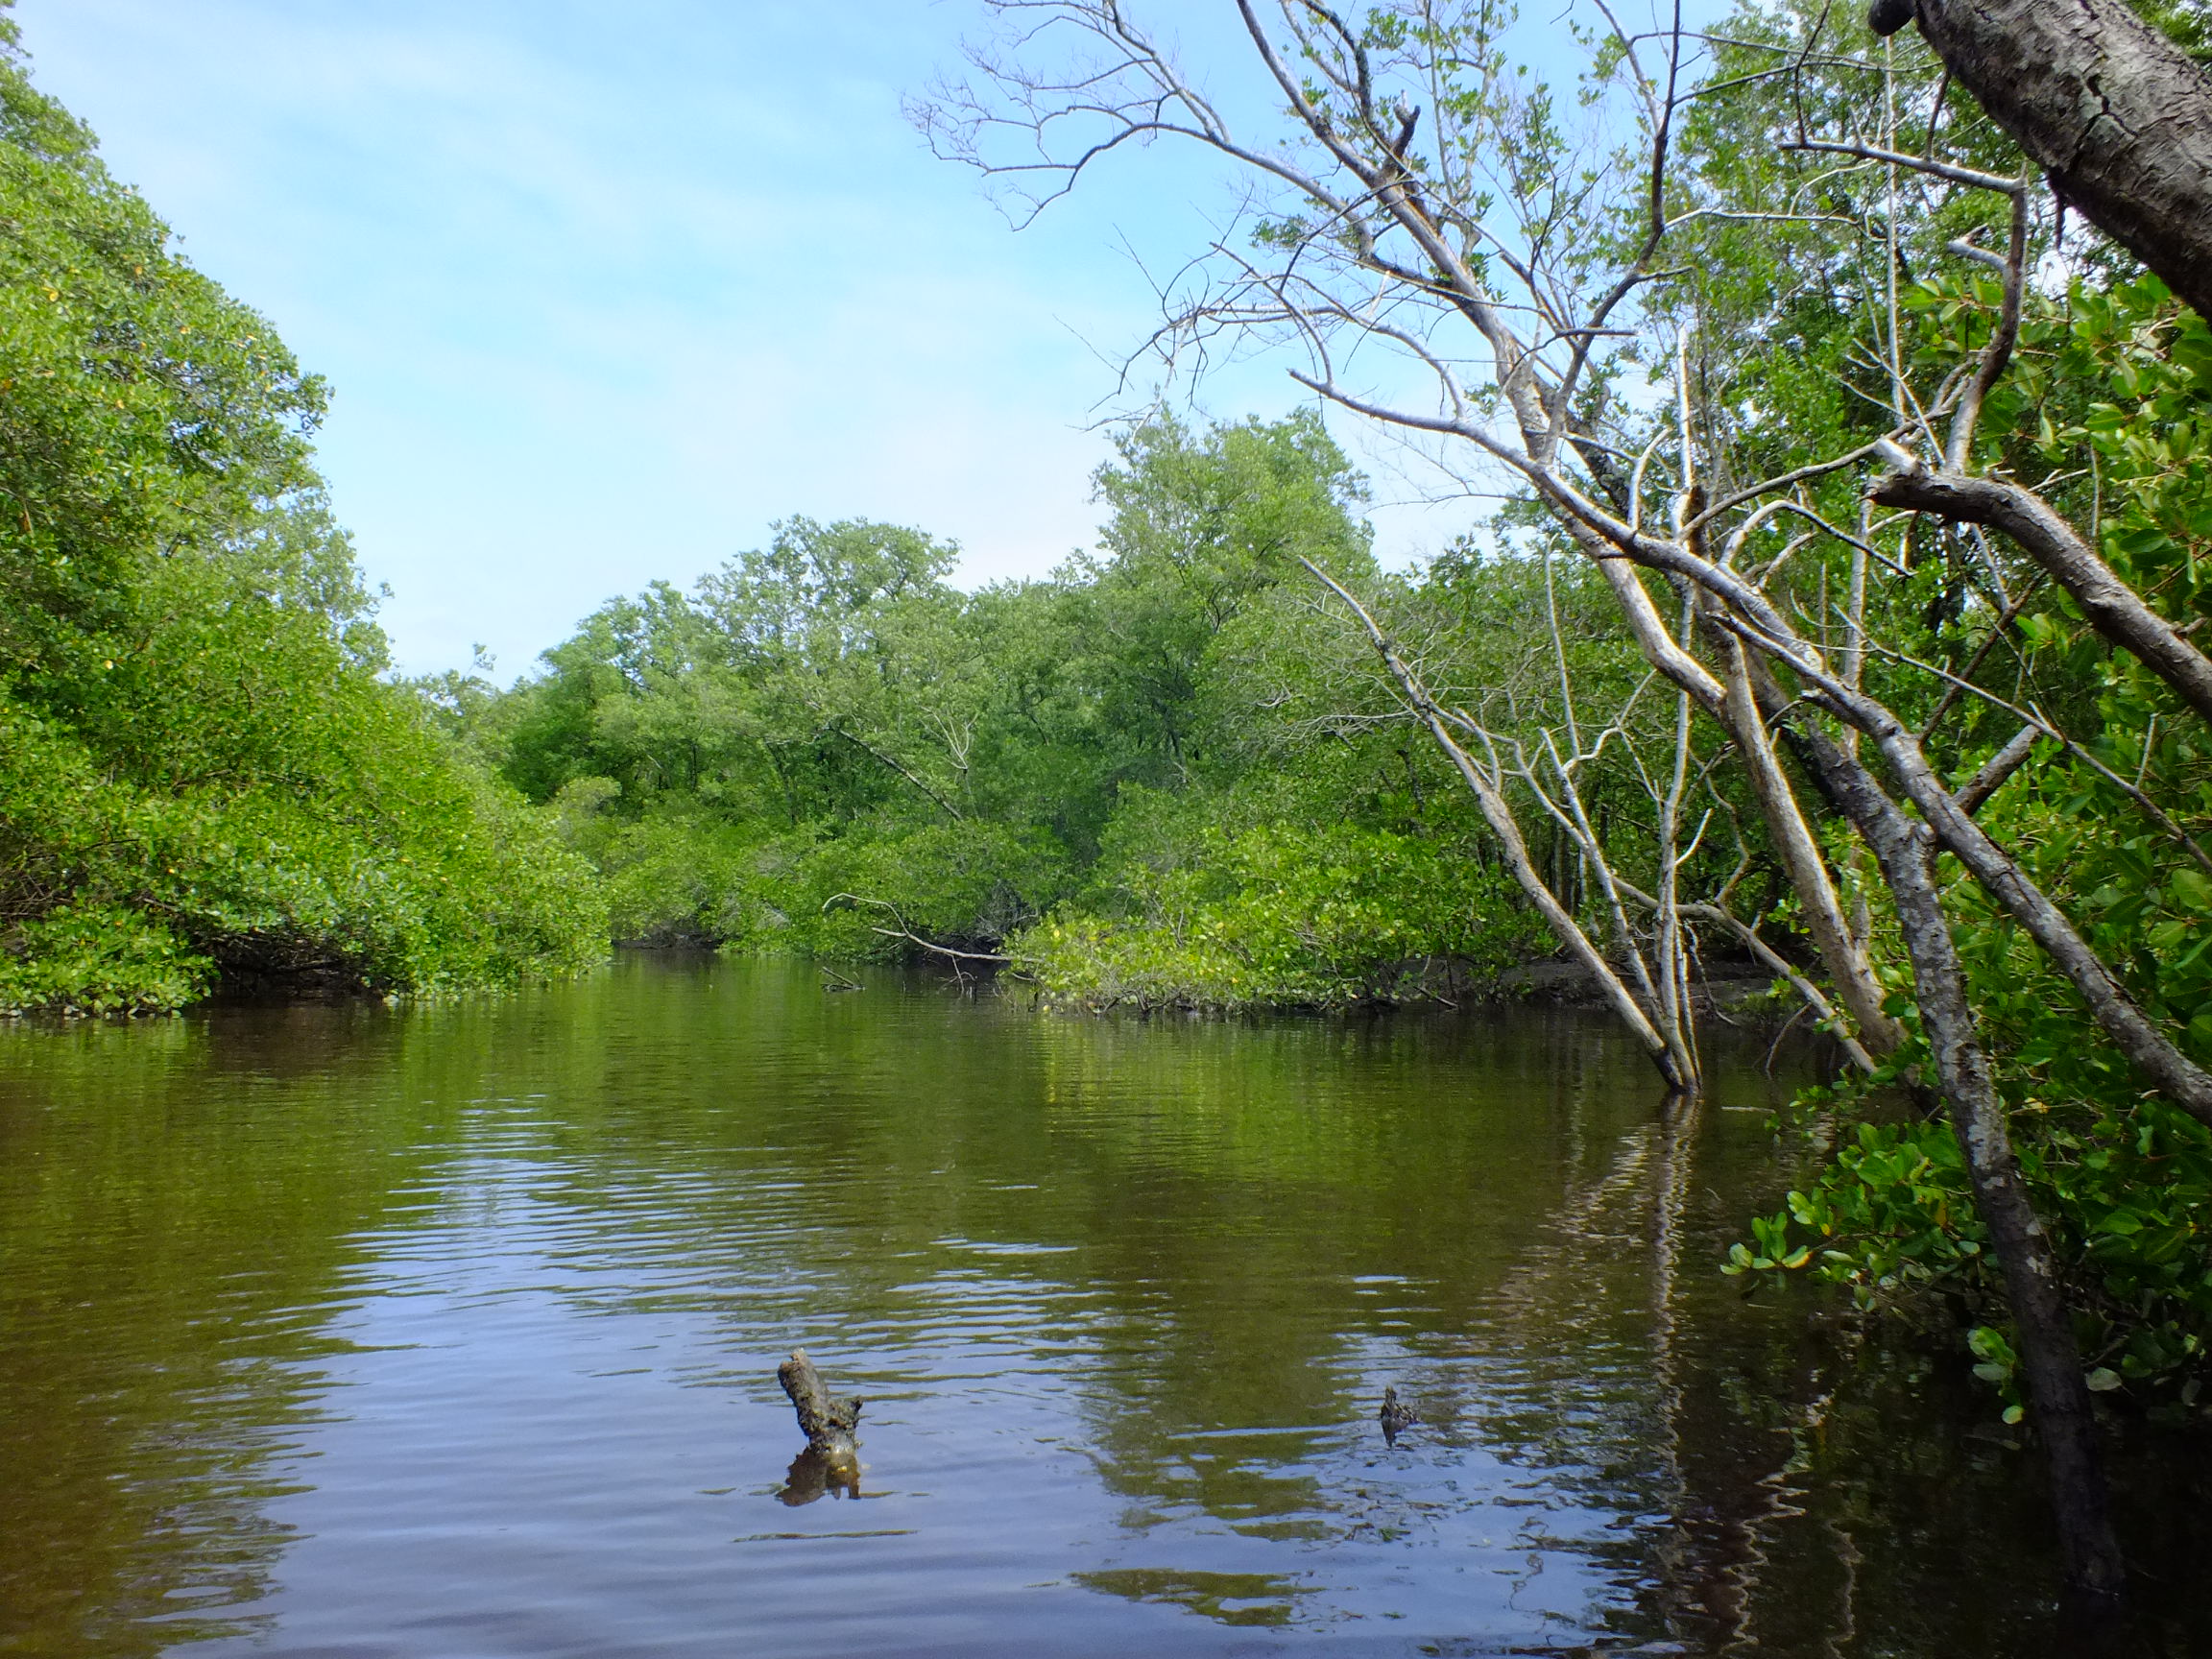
820, 893, 1041, 966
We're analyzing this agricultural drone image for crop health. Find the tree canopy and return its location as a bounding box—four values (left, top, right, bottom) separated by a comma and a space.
0, 16, 603, 1012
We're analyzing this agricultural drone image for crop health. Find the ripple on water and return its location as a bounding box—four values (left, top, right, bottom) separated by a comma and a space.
1, 960, 2203, 1657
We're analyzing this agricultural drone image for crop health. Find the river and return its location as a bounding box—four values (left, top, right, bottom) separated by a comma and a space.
0, 956, 2203, 1656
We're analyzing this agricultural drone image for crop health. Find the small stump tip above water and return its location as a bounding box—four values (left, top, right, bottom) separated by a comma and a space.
778, 1348, 862, 1470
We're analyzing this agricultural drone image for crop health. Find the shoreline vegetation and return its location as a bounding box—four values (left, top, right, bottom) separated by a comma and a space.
0, 19, 603, 1021
6, 0, 2212, 1611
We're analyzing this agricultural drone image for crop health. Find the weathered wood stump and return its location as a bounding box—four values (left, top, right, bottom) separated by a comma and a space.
777, 1349, 862, 1471
1378, 1385, 1418, 1447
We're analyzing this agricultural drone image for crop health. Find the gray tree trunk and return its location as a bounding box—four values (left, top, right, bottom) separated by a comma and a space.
1878, 0, 2212, 320
1794, 721, 2128, 1599
1873, 468, 2212, 726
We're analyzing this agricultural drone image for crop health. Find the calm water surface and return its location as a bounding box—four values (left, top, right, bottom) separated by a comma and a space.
1, 957, 2204, 1657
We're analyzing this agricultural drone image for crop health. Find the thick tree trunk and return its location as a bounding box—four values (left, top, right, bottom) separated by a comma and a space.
1878, 0, 2212, 321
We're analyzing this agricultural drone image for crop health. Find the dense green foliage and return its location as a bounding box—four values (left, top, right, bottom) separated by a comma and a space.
464, 411, 1563, 1005
1728, 274, 2212, 1407
1639, 10, 2212, 1404
0, 25, 603, 1012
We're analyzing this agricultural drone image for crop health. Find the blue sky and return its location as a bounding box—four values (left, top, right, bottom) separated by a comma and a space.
17, 1, 1503, 677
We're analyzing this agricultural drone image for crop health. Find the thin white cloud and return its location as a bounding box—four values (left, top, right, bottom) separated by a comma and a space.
17, 0, 1492, 674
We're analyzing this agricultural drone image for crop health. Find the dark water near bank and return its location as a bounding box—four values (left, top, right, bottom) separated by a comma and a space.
1, 958, 2205, 1658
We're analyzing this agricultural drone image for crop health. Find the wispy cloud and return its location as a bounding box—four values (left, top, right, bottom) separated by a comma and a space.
19, 0, 1483, 674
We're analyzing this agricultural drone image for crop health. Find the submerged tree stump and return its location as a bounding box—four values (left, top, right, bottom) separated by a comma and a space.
777, 1349, 862, 1470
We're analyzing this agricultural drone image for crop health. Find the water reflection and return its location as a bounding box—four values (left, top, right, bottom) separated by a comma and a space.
778, 1448, 862, 1506
1073, 1568, 1313, 1628
0, 957, 2203, 1657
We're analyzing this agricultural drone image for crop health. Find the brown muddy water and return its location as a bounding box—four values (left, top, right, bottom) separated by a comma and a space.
0, 955, 2204, 1657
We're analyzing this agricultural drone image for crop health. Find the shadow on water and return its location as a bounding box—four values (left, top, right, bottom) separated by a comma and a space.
0, 954, 2204, 1657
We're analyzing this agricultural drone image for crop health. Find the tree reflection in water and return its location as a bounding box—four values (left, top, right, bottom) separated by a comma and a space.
1, 959, 2207, 1657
